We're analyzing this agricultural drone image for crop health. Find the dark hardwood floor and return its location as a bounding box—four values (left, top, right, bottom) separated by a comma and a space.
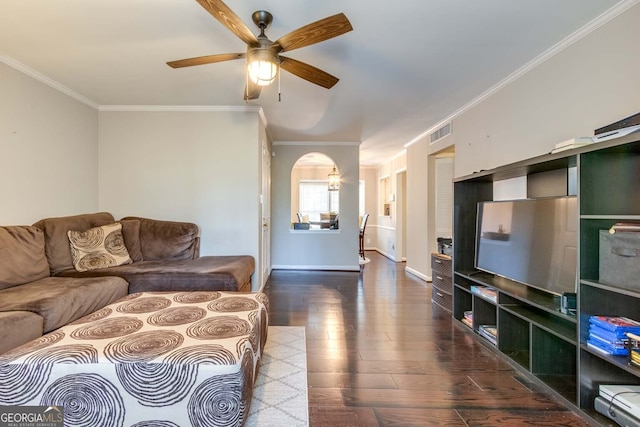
264, 251, 593, 427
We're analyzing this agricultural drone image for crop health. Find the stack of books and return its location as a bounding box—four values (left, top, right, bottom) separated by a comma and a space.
471, 285, 497, 303
478, 324, 497, 346
587, 316, 640, 356
461, 311, 473, 328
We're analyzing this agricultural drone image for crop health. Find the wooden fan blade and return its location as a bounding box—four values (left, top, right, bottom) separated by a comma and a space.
274, 13, 352, 53
244, 80, 262, 101
195, 0, 258, 46
167, 53, 245, 68
279, 56, 339, 89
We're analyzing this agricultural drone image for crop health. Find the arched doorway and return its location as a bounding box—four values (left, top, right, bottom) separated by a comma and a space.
290, 152, 340, 230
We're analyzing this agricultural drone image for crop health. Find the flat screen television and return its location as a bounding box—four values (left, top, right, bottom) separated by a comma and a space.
475, 196, 577, 296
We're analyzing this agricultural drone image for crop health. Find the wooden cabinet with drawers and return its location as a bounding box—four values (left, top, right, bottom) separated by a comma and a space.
431, 253, 452, 312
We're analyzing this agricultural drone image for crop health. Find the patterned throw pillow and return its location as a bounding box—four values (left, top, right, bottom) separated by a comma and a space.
68, 222, 132, 272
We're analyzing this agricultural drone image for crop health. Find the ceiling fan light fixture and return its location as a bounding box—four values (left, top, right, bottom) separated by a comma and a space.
166, 1, 353, 100
247, 48, 279, 86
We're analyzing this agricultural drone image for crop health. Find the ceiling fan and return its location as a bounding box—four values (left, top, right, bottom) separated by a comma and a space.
167, 0, 353, 101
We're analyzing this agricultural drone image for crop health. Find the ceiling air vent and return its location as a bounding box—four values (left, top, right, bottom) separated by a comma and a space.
430, 122, 452, 143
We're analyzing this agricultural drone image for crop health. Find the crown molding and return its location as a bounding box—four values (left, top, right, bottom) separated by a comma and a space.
1, 53, 99, 110
404, 0, 640, 149
1, 54, 269, 119
98, 105, 263, 113
390, 149, 407, 162
273, 141, 360, 146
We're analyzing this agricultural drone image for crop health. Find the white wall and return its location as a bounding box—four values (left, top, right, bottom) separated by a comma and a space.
0, 63, 99, 225
450, 4, 640, 178
403, 3, 640, 281
406, 140, 430, 280
271, 142, 360, 270
98, 110, 262, 287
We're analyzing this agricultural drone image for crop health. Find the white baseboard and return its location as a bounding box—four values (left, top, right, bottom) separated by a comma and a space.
405, 266, 429, 282
366, 248, 429, 282
271, 264, 360, 272
375, 249, 397, 262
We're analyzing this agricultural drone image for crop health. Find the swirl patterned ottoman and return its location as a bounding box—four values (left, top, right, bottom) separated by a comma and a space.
0, 291, 269, 427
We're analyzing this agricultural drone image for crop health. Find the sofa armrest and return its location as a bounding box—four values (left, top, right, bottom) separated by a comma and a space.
193, 236, 201, 259
121, 216, 199, 261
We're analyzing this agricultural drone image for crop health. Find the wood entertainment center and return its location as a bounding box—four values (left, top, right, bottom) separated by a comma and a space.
452, 133, 640, 425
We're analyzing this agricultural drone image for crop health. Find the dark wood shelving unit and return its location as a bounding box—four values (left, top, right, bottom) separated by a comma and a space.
452, 133, 640, 426
454, 270, 578, 401
501, 304, 576, 343
577, 137, 640, 426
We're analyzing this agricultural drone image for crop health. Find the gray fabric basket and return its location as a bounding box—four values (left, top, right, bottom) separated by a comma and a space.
599, 230, 640, 290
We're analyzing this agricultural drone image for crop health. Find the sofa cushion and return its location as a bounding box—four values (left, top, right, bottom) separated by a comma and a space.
0, 226, 50, 290
0, 311, 44, 355
120, 219, 143, 262
68, 222, 132, 272
121, 216, 199, 261
56, 255, 255, 294
0, 276, 128, 332
33, 212, 115, 275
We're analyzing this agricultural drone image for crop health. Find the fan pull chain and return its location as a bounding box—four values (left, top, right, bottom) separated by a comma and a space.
245, 72, 249, 103
278, 69, 281, 102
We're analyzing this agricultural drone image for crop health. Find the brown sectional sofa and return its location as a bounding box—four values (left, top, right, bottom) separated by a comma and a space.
0, 212, 255, 354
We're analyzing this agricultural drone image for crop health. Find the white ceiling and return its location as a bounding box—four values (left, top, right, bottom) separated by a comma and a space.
0, 0, 624, 165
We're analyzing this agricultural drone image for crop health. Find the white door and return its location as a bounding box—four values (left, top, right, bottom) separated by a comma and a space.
260, 142, 271, 287
395, 170, 407, 262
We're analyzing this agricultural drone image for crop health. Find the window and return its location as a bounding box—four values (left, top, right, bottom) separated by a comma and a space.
299, 180, 339, 221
